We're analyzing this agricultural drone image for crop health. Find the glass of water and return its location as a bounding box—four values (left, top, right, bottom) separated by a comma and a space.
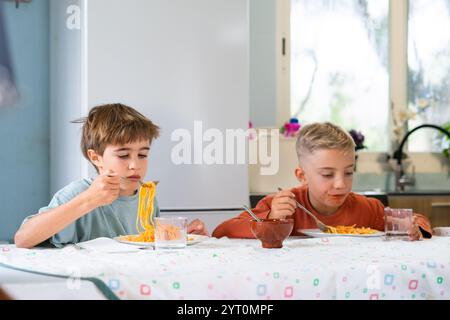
154, 217, 187, 249
384, 208, 413, 241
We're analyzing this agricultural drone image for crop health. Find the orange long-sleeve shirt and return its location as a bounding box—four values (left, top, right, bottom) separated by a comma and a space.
212, 186, 433, 239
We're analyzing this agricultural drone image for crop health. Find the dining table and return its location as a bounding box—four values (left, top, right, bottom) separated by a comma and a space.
1, 235, 449, 300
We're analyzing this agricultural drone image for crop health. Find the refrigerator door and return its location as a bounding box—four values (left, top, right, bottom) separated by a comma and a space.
85, 0, 250, 209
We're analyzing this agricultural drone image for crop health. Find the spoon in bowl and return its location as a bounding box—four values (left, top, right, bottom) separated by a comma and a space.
242, 205, 262, 222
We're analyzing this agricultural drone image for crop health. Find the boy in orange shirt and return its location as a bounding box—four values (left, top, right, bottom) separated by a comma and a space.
213, 122, 432, 240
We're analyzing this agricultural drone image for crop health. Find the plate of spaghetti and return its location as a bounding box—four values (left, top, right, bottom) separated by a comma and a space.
299, 225, 384, 238
114, 234, 209, 247
114, 180, 209, 246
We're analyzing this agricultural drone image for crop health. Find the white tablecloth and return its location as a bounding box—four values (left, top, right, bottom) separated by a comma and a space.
1, 236, 449, 300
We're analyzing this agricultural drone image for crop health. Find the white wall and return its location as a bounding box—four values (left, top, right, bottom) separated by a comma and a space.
249, 0, 276, 128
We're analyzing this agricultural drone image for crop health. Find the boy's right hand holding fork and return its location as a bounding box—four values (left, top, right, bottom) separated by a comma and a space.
269, 190, 297, 220
82, 170, 121, 209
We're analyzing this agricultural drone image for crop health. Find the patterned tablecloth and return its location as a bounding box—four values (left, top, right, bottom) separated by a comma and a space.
1, 236, 449, 300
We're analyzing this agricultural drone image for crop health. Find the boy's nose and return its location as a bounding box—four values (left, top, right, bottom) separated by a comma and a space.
128, 159, 140, 170
333, 177, 346, 189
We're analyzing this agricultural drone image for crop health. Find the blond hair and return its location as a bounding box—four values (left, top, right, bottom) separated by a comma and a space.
295, 122, 355, 164
73, 103, 160, 171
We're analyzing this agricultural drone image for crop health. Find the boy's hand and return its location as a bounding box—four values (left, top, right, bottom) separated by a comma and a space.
408, 216, 424, 241
187, 219, 209, 236
269, 190, 297, 219
85, 170, 121, 208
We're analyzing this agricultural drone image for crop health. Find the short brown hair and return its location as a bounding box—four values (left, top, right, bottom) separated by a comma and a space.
296, 122, 355, 164
73, 103, 160, 170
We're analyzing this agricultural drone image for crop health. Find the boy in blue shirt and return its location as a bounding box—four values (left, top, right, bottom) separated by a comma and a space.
15, 103, 208, 248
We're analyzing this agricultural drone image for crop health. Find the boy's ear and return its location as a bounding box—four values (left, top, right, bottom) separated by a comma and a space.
87, 149, 102, 168
295, 167, 308, 186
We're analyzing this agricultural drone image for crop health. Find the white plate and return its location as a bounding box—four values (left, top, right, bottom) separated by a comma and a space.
299, 228, 385, 238
433, 227, 450, 237
113, 234, 210, 247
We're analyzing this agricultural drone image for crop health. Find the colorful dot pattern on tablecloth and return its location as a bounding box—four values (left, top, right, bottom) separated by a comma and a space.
1, 237, 449, 300
409, 280, 418, 290
140, 284, 151, 296
284, 286, 293, 298
257, 284, 266, 296
108, 279, 120, 290
384, 274, 394, 285
173, 282, 181, 290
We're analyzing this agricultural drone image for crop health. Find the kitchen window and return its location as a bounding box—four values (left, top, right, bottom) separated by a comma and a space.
407, 0, 450, 152
281, 0, 450, 152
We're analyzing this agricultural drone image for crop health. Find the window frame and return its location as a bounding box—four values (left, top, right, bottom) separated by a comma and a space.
277, 0, 410, 153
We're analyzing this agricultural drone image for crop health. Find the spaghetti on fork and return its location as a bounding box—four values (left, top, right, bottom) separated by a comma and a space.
121, 181, 157, 242
119, 181, 198, 243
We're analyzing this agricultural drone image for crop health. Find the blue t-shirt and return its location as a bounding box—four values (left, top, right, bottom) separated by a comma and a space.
22, 178, 160, 248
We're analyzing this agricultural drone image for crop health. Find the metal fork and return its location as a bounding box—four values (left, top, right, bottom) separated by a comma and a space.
120, 177, 159, 187
277, 187, 332, 233
139, 180, 159, 187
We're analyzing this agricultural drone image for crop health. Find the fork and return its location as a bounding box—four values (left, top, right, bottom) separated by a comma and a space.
277, 187, 332, 233
120, 177, 159, 187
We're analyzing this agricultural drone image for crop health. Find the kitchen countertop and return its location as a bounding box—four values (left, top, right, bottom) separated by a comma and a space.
383, 191, 450, 196
250, 190, 450, 196
249, 191, 450, 208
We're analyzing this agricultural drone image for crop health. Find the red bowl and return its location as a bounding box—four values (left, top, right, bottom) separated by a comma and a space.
250, 219, 294, 249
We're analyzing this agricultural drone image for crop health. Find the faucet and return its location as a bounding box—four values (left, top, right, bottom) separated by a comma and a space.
392, 124, 450, 192
394, 164, 416, 192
